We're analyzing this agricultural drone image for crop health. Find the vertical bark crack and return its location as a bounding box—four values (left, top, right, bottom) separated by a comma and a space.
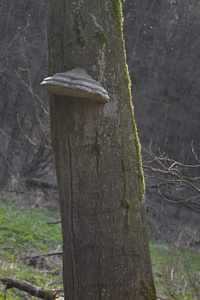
96, 156, 100, 178
94, 132, 101, 178
98, 258, 101, 300
68, 134, 81, 298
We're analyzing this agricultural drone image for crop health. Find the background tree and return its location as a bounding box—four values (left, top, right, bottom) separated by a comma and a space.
123, 0, 200, 236
43, 0, 156, 299
0, 0, 54, 192
123, 0, 200, 164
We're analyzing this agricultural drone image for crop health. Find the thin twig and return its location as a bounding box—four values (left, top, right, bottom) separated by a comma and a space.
143, 145, 200, 200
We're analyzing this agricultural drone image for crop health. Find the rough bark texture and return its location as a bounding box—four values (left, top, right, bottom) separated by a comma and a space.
43, 0, 156, 299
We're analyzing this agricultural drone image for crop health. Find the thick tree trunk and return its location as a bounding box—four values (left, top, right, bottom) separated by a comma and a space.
43, 0, 156, 299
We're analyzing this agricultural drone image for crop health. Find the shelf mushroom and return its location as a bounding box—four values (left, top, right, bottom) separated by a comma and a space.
40, 67, 109, 103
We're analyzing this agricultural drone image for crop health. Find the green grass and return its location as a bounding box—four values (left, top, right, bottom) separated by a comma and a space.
0, 199, 62, 299
0, 198, 199, 299
150, 239, 200, 299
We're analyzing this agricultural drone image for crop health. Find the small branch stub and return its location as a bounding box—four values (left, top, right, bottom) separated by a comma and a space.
40, 68, 109, 103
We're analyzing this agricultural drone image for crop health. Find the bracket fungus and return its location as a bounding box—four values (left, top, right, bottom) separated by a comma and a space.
40, 68, 109, 103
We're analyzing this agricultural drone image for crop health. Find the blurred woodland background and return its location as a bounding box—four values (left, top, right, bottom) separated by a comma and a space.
0, 0, 200, 248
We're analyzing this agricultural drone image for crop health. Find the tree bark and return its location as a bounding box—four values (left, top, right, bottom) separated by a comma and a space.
43, 0, 157, 299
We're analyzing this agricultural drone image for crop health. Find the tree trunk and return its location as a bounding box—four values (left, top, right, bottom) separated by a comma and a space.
43, 0, 156, 299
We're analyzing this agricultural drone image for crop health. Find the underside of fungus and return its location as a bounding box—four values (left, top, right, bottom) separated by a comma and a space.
40, 68, 109, 103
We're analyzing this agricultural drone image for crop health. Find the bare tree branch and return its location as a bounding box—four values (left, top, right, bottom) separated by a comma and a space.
17, 39, 51, 147
24, 251, 63, 260
143, 146, 200, 201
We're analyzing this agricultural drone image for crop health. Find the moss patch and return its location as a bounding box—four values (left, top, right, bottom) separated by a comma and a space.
111, 0, 145, 201
92, 29, 108, 46
75, 34, 86, 47
74, 11, 87, 47
121, 193, 131, 211
111, 0, 123, 37
74, 12, 87, 30
140, 279, 157, 300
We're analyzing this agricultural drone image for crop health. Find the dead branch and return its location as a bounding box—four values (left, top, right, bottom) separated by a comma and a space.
0, 277, 63, 300
143, 146, 200, 198
23, 178, 58, 190
46, 220, 61, 224
144, 165, 200, 194
24, 251, 63, 260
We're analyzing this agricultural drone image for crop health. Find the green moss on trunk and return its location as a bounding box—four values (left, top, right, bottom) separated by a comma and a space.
92, 29, 108, 46
74, 11, 87, 47
140, 279, 157, 300
111, 0, 123, 37
112, 0, 145, 201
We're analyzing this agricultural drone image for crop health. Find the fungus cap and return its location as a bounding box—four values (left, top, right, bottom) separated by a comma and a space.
40, 68, 109, 103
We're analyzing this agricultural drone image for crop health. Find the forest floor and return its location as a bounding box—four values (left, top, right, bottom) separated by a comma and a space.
0, 196, 199, 299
